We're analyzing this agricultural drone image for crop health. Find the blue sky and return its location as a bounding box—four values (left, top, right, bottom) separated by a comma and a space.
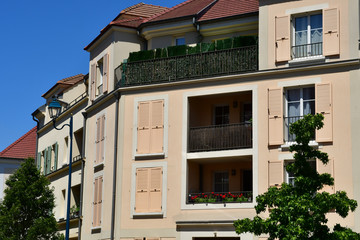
0, 0, 183, 151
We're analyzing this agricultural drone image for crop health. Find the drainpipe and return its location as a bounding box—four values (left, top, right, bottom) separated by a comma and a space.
31, 111, 40, 164
78, 112, 87, 240
110, 92, 121, 240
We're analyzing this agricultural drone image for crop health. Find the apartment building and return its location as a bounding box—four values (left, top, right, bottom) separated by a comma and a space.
34, 0, 360, 239
33, 74, 88, 239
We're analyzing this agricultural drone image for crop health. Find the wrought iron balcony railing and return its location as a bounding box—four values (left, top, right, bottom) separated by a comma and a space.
188, 191, 252, 204
188, 122, 252, 152
115, 45, 258, 87
284, 116, 315, 142
292, 42, 323, 59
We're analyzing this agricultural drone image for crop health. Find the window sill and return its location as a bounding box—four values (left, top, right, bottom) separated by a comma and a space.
132, 212, 163, 218
289, 56, 325, 67
135, 153, 165, 160
281, 141, 318, 150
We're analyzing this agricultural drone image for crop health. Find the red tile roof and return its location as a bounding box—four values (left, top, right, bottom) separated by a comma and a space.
145, 0, 258, 23
84, 3, 168, 50
0, 127, 37, 160
198, 0, 259, 22
146, 0, 215, 22
42, 74, 84, 98
117, 3, 168, 19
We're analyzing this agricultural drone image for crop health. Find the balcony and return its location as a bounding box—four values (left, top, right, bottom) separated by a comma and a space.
188, 123, 252, 152
187, 158, 253, 205
115, 45, 258, 87
292, 42, 322, 59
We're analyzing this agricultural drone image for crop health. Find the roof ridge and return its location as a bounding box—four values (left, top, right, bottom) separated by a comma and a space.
144, 0, 197, 23
0, 127, 37, 157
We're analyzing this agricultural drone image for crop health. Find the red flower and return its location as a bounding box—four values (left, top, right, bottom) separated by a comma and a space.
204, 195, 208, 198
211, 192, 214, 194
222, 195, 226, 199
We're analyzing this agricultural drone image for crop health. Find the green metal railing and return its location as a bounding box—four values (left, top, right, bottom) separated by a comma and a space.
115, 45, 258, 87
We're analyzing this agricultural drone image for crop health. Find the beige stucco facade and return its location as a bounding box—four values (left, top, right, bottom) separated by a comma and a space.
34, 0, 360, 239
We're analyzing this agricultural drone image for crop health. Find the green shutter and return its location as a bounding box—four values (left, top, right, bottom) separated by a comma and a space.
43, 149, 47, 174
37, 152, 41, 170
54, 143, 58, 171
47, 146, 52, 174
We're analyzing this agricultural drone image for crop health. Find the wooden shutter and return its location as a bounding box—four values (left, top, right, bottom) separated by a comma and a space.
103, 54, 109, 93
97, 176, 103, 226
323, 8, 339, 56
95, 117, 101, 164
150, 100, 164, 153
137, 102, 151, 154
317, 158, 334, 193
135, 168, 149, 213
43, 150, 47, 174
268, 161, 283, 187
93, 178, 99, 227
90, 64, 96, 101
54, 143, 58, 171
315, 83, 332, 142
268, 88, 284, 145
37, 152, 41, 170
99, 115, 105, 163
149, 167, 162, 212
275, 16, 291, 62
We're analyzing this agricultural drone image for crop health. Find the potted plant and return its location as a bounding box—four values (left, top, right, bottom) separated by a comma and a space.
70, 205, 80, 218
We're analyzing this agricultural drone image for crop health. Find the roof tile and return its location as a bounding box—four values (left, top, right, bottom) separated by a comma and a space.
0, 127, 37, 160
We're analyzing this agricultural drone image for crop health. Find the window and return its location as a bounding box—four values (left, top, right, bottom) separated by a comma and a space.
214, 105, 229, 125
292, 13, 323, 59
136, 100, 164, 155
285, 86, 315, 142
275, 8, 339, 62
40, 143, 58, 175
268, 83, 332, 145
175, 37, 185, 46
214, 171, 229, 192
93, 175, 103, 227
90, 53, 109, 100
95, 114, 105, 165
285, 160, 316, 186
135, 167, 163, 214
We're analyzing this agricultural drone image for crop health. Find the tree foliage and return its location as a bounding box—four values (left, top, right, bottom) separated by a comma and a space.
234, 114, 359, 239
0, 158, 63, 240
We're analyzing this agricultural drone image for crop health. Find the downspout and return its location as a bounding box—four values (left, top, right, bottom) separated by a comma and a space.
110, 92, 121, 240
31, 112, 40, 164
78, 112, 87, 240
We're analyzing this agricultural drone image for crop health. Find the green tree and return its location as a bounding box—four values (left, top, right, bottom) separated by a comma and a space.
234, 114, 359, 239
0, 158, 63, 240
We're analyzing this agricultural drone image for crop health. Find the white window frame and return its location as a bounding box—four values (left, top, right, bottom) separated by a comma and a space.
291, 12, 323, 59
284, 85, 315, 143
284, 160, 316, 186
132, 95, 169, 159
130, 161, 168, 217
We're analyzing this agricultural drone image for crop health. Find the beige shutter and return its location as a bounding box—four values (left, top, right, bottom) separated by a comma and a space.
100, 115, 105, 163
323, 8, 339, 56
97, 176, 103, 226
268, 88, 284, 145
317, 158, 334, 193
54, 143, 58, 171
93, 178, 99, 227
90, 64, 96, 100
95, 117, 101, 164
103, 54, 109, 93
146, 238, 160, 240
268, 161, 283, 187
135, 168, 149, 213
275, 16, 291, 62
137, 102, 151, 154
150, 100, 164, 153
149, 167, 162, 212
315, 83, 332, 142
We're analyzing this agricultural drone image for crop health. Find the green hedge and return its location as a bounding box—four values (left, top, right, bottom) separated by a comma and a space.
127, 36, 258, 62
